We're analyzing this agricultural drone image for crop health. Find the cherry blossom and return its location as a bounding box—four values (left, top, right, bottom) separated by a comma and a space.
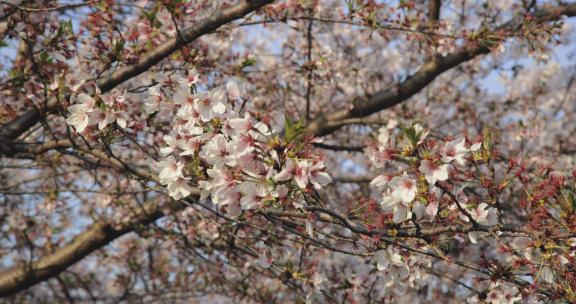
442, 138, 468, 165
484, 283, 522, 304
389, 172, 418, 203
369, 174, 390, 189
156, 156, 185, 185
308, 161, 333, 189
65, 93, 95, 133
464, 203, 499, 226
375, 247, 404, 271
274, 158, 311, 189
167, 178, 193, 200
419, 159, 449, 185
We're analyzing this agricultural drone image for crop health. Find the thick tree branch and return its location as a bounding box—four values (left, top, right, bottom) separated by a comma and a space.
312, 142, 364, 152
0, 141, 175, 296
0, 0, 273, 144
0, 195, 198, 297
0, 139, 72, 158
95, 0, 272, 94
428, 0, 441, 26
304, 3, 576, 137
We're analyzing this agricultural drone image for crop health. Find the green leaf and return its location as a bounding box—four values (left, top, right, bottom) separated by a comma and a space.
57, 19, 73, 39
114, 39, 125, 57
284, 114, 304, 143
39, 51, 50, 64
400, 125, 418, 146
565, 190, 575, 213
242, 58, 255, 68
482, 127, 492, 152
64, 19, 73, 33
142, 10, 156, 24
284, 114, 295, 140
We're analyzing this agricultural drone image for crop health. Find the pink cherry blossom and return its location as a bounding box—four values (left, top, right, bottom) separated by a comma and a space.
274, 158, 310, 189
369, 174, 390, 189
66, 93, 95, 133
470, 203, 498, 226
308, 161, 332, 189
156, 156, 184, 185
419, 160, 449, 185
389, 172, 417, 203
442, 138, 468, 165
239, 182, 270, 210
201, 134, 236, 167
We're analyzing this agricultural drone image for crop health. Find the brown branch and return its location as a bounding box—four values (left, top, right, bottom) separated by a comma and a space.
0, 196, 195, 297
264, 206, 575, 239
436, 183, 479, 227
0, 0, 274, 144
0, 0, 22, 21
312, 142, 364, 152
428, 0, 441, 26
0, 142, 193, 296
332, 176, 374, 183
0, 139, 72, 158
304, 3, 576, 137
95, 0, 271, 94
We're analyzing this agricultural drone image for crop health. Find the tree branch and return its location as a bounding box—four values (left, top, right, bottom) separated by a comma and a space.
0, 141, 192, 296
0, 0, 273, 144
0, 196, 196, 297
304, 3, 576, 137
428, 0, 441, 26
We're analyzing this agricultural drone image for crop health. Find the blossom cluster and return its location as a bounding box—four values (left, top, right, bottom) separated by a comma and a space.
63, 69, 333, 216
367, 123, 498, 225
374, 246, 431, 294
65, 88, 130, 133
144, 71, 332, 216
467, 282, 522, 304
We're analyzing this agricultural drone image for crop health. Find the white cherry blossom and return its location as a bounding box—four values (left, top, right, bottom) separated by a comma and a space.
167, 178, 193, 200
369, 174, 390, 189
463, 203, 498, 226
156, 156, 185, 185
389, 172, 417, 203
442, 138, 468, 165
274, 158, 310, 189
308, 161, 333, 190
375, 247, 404, 271
66, 93, 95, 133
419, 160, 449, 185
